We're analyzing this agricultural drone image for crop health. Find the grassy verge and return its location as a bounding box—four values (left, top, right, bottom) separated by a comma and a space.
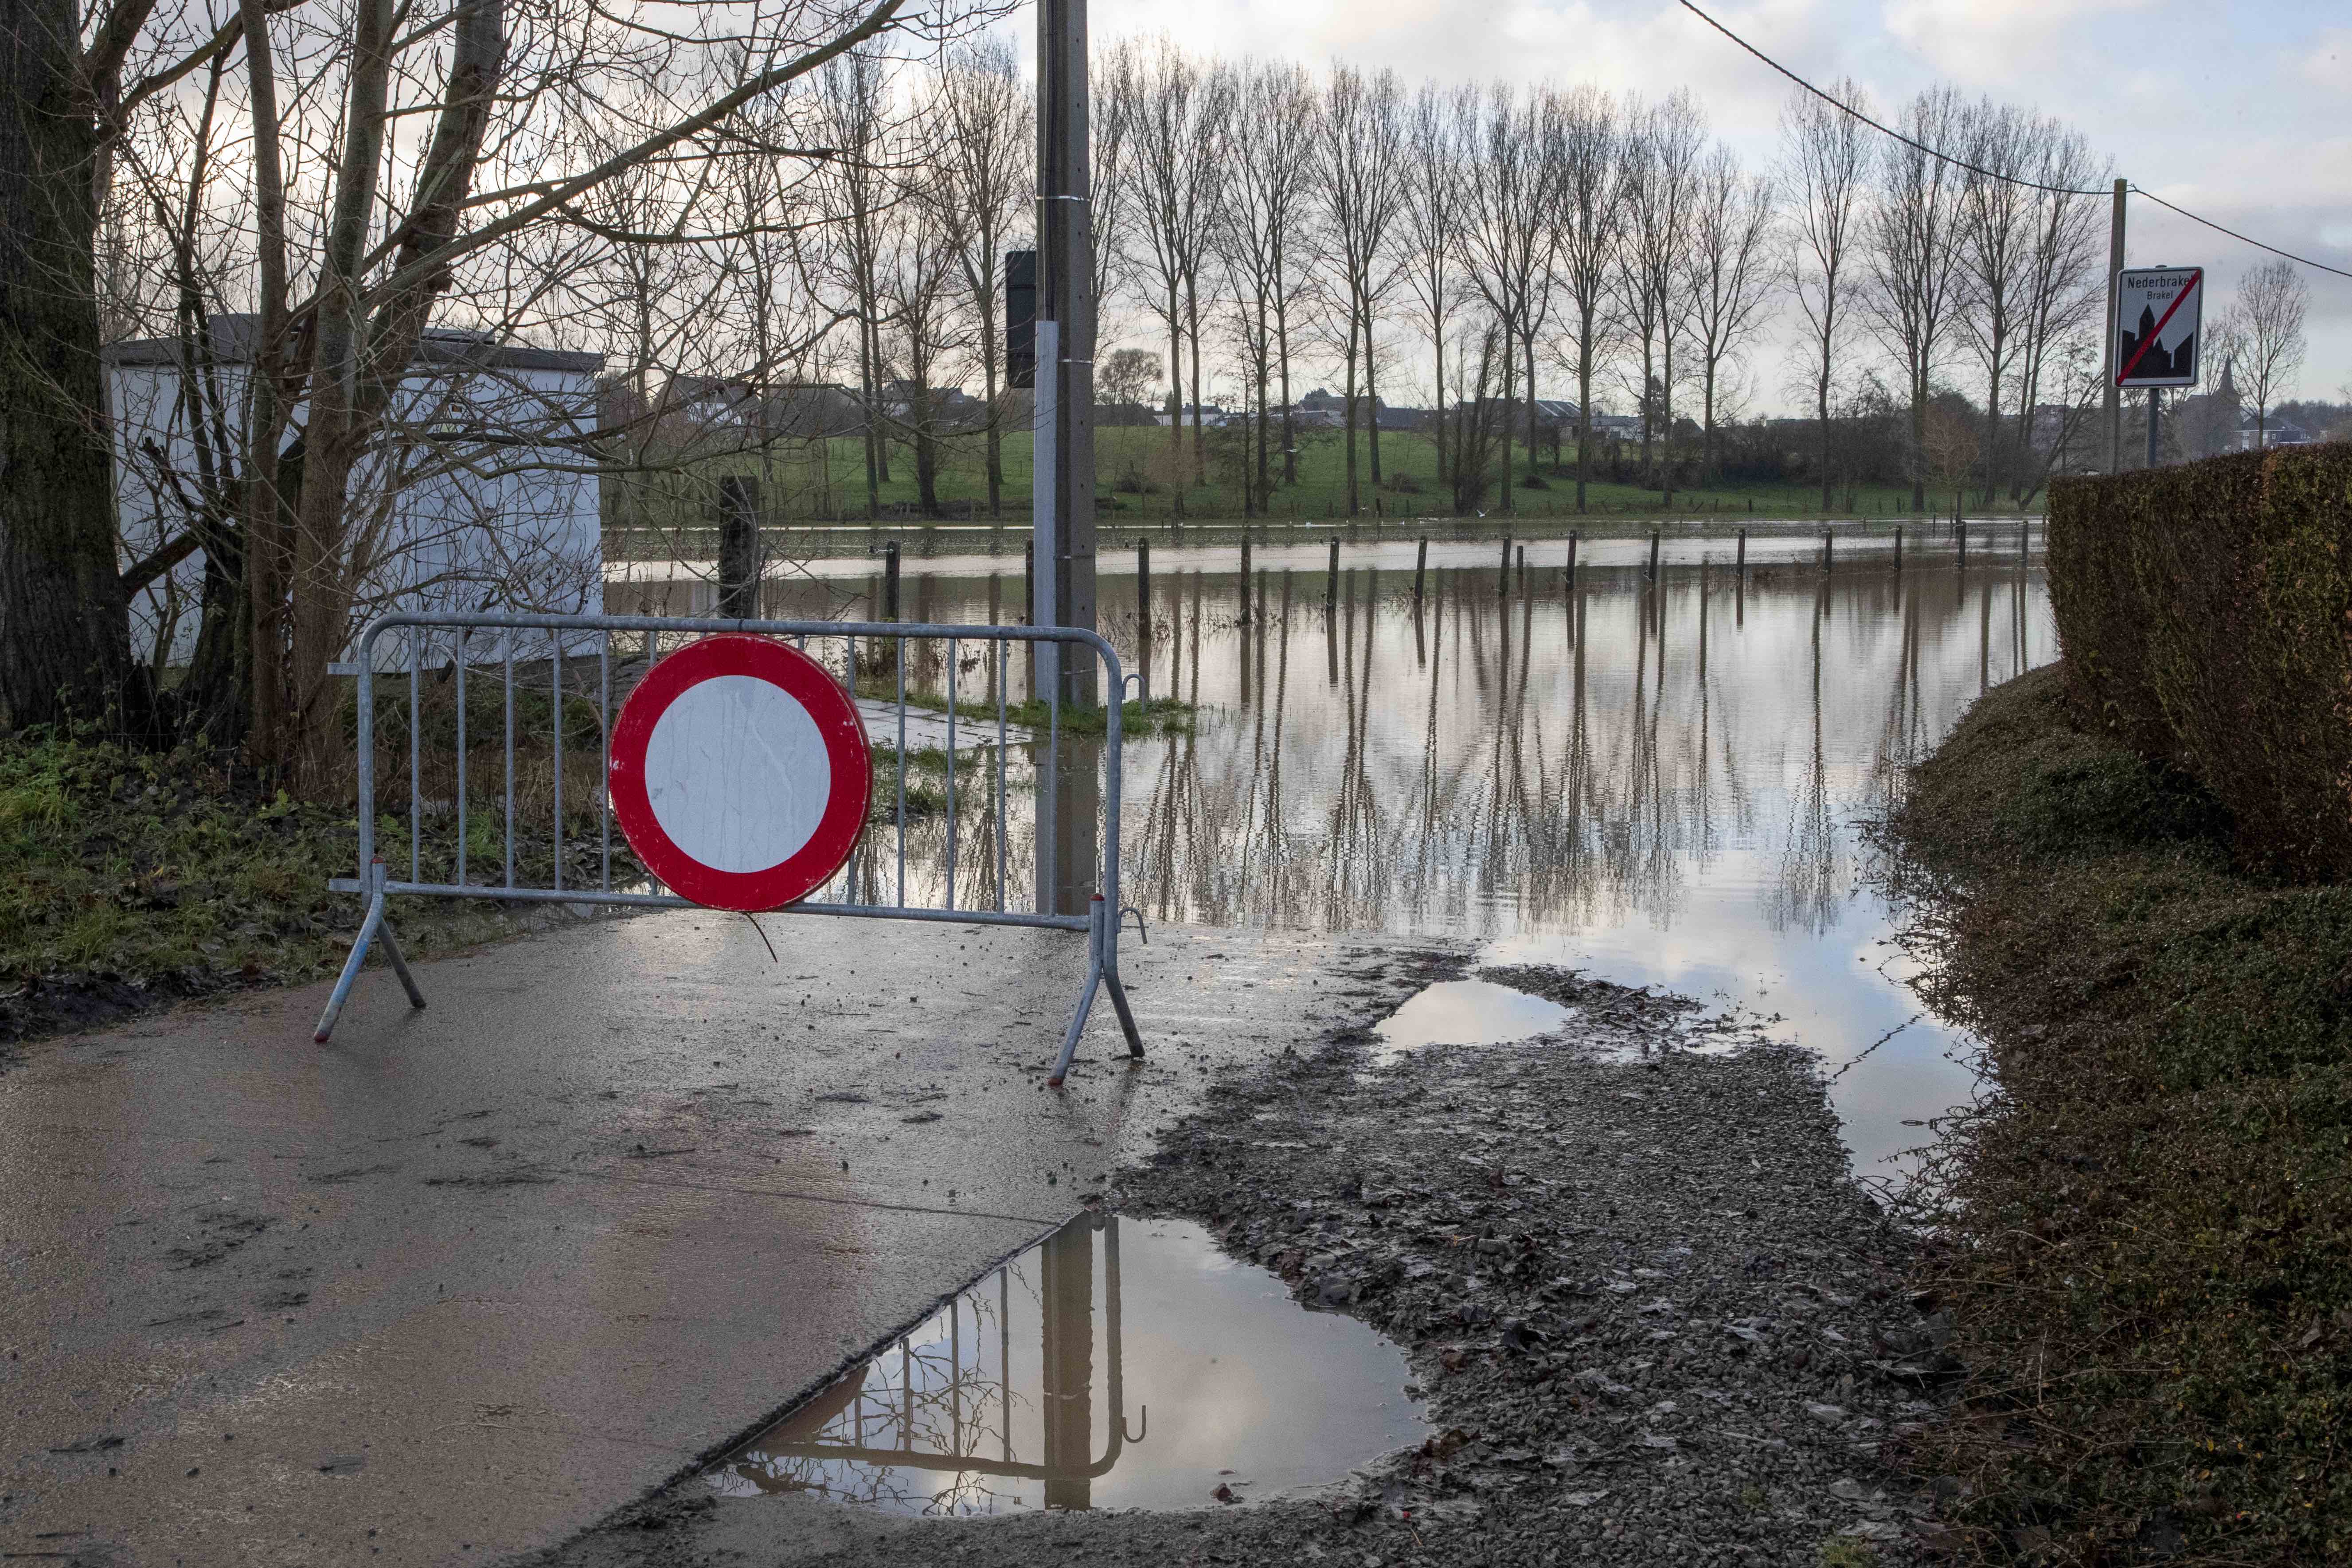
614, 426, 2019, 527
0, 732, 629, 1050
1886, 663, 2352, 1564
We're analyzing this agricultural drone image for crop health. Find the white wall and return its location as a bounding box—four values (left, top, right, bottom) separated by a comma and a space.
109, 355, 604, 671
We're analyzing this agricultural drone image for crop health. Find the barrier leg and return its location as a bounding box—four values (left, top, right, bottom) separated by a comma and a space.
314, 863, 428, 1044
378, 913, 427, 1011
1101, 905, 1144, 1061
1047, 897, 1109, 1088
1047, 965, 1103, 1089
314, 889, 388, 1044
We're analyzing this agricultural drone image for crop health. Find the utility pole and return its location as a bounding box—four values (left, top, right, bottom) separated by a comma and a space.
2105, 178, 2126, 473
1033, 0, 1098, 920
1032, 0, 1096, 708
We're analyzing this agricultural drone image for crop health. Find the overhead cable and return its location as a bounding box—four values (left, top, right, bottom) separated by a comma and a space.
1676, 0, 2352, 282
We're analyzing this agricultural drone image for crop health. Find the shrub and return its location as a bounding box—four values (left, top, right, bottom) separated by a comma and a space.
2046, 443, 2352, 879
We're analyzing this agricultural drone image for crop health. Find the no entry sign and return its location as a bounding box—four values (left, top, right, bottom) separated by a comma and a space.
608, 635, 871, 911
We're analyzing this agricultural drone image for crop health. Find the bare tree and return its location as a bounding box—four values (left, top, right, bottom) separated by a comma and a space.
930, 40, 1031, 517
1127, 40, 1227, 487
1621, 92, 1702, 501
2222, 259, 2308, 447
818, 54, 898, 518
1216, 59, 1317, 510
1781, 78, 1871, 512
1862, 87, 1965, 509
1457, 81, 1552, 515
1399, 81, 1471, 485
1545, 85, 1621, 513
2008, 120, 2105, 499
1314, 64, 1408, 514
1683, 143, 1775, 486
1097, 346, 1159, 407
1955, 100, 2035, 508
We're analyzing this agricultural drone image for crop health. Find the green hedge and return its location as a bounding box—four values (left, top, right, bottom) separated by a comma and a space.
2047, 443, 2352, 880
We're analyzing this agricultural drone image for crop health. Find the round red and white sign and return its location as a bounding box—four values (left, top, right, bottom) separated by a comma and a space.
608, 635, 871, 911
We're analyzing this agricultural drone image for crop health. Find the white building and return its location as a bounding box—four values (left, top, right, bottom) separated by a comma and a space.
107, 317, 606, 669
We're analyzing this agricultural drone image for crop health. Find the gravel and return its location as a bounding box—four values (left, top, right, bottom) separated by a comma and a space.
533, 959, 1951, 1568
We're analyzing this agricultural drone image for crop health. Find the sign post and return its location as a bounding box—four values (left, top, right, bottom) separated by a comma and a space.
2114, 264, 2204, 471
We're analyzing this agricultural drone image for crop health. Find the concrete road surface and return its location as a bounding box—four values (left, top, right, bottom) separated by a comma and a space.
0, 910, 1446, 1566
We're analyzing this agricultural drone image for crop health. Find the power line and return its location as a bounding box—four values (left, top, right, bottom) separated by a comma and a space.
1675, 0, 2103, 196
1676, 0, 2352, 283
2126, 188, 2352, 282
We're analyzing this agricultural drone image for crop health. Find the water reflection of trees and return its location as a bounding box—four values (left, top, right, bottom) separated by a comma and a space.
1118, 563, 2042, 941
641, 559, 2051, 943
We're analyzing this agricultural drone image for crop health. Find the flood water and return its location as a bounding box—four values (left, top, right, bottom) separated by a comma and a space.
613, 528, 2052, 1181
707, 1214, 1427, 1515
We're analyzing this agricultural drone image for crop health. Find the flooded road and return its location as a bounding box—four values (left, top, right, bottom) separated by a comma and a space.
613, 528, 2052, 1181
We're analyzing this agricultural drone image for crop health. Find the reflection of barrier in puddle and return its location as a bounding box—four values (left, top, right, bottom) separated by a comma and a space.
714, 1215, 1135, 1515
709, 1215, 1428, 1516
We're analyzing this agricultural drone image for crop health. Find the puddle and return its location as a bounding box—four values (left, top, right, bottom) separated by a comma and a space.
1372, 978, 1573, 1063
707, 1215, 1427, 1515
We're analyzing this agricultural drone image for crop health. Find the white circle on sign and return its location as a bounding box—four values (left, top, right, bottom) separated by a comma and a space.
642, 674, 831, 874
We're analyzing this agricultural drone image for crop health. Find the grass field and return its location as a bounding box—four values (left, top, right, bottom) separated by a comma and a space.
622, 424, 2031, 528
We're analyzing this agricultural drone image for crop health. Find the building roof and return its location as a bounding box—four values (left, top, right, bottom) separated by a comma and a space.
105, 315, 605, 375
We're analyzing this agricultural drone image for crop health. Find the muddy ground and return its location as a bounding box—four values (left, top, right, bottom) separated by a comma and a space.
531, 956, 1952, 1568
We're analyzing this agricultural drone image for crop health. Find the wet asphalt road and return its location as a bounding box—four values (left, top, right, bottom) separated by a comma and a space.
0, 911, 1448, 1566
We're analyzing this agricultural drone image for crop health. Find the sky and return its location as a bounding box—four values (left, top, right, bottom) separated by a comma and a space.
1074, 0, 2352, 417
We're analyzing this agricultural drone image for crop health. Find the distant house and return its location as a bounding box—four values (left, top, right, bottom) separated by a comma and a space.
1156, 403, 1233, 428
2235, 417, 2314, 451
108, 315, 604, 670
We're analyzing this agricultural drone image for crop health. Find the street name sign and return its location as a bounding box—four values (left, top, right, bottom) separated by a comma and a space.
2114, 266, 2204, 388
608, 635, 871, 911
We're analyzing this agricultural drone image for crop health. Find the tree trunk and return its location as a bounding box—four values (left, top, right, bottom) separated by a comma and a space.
1523, 330, 1537, 480
1165, 282, 1183, 461
1185, 271, 1206, 487
1342, 310, 1360, 515
1364, 301, 1383, 489
0, 3, 148, 733
1432, 336, 1448, 485
1497, 332, 1516, 515
1660, 330, 1675, 507
1575, 314, 1594, 513
1817, 340, 1833, 512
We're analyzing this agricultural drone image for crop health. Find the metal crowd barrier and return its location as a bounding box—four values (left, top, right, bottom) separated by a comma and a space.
313, 610, 1144, 1084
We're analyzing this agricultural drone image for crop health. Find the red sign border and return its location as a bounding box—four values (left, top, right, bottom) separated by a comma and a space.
607, 635, 871, 911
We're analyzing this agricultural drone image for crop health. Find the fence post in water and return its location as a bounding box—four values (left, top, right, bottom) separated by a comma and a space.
883, 539, 902, 620
2019, 522, 2028, 564
1137, 537, 1153, 702
1516, 544, 1526, 587
1326, 537, 1340, 609
1567, 531, 1579, 592
1894, 524, 1903, 572
1498, 535, 1511, 593
1024, 539, 1035, 626
716, 475, 761, 618
1736, 527, 1746, 577
1413, 536, 1428, 603
1648, 531, 1660, 583
1822, 528, 1832, 574
1957, 521, 1967, 570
